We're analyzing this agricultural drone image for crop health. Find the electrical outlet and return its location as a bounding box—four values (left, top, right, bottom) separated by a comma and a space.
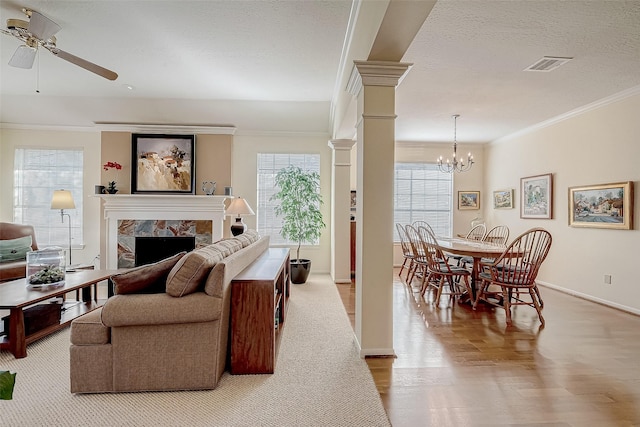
604, 274, 612, 284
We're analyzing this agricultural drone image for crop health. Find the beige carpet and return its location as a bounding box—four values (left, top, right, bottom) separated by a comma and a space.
0, 274, 390, 427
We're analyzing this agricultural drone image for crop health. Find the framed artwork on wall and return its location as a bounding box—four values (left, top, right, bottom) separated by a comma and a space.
520, 173, 553, 219
493, 189, 514, 209
568, 181, 633, 230
458, 191, 480, 210
131, 134, 195, 194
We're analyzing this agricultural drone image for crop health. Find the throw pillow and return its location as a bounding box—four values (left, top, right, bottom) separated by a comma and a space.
0, 236, 33, 262
166, 245, 225, 297
111, 252, 186, 295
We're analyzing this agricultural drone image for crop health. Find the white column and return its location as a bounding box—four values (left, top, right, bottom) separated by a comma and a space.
328, 139, 356, 283
347, 60, 412, 357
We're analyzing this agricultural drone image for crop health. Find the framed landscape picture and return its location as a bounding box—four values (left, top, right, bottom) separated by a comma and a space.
131, 134, 195, 194
493, 189, 514, 209
458, 191, 480, 210
521, 173, 553, 219
569, 181, 633, 229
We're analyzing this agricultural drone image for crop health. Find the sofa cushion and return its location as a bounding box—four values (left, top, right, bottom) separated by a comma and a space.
216, 238, 243, 255
0, 235, 32, 262
166, 245, 225, 297
112, 252, 186, 295
236, 229, 260, 247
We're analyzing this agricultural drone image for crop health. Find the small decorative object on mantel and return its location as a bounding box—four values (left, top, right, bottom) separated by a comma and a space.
103, 161, 122, 194
202, 181, 216, 195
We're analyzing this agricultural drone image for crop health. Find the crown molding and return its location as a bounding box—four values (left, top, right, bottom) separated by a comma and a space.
94, 122, 236, 134
0, 123, 97, 132
493, 84, 640, 145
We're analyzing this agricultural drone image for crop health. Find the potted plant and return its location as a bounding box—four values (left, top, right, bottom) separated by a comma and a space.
271, 166, 325, 284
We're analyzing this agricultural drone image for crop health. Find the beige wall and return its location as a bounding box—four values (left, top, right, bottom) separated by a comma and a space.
484, 92, 640, 313
100, 131, 232, 195
0, 128, 102, 265
232, 133, 332, 273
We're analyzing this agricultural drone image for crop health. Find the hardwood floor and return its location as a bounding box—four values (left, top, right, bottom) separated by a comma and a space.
336, 269, 640, 427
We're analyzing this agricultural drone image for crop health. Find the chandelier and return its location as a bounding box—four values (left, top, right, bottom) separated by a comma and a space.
437, 114, 474, 173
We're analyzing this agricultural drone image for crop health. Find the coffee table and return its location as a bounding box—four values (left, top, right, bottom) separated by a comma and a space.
0, 269, 120, 358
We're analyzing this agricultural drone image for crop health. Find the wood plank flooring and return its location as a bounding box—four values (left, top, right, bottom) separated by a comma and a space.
336, 268, 640, 427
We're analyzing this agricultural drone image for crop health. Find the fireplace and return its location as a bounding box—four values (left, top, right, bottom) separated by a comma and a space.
99, 195, 228, 269
135, 236, 196, 266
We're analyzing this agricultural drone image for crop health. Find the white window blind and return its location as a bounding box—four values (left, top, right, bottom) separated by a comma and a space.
13, 148, 84, 247
394, 162, 452, 240
257, 153, 321, 245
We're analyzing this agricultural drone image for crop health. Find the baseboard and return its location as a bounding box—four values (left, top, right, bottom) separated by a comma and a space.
537, 280, 640, 316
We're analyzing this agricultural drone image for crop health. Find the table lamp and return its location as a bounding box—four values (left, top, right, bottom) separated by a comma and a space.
51, 189, 75, 266
226, 197, 255, 236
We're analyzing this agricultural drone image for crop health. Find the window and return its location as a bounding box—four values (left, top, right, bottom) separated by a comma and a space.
257, 153, 321, 245
13, 148, 84, 248
394, 162, 452, 240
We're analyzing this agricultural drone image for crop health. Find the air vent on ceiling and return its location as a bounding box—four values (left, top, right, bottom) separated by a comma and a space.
524, 56, 573, 72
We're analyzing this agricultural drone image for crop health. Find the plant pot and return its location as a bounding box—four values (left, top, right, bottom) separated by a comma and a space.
290, 259, 311, 284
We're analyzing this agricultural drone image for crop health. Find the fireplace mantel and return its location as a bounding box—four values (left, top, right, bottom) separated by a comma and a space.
99, 194, 228, 268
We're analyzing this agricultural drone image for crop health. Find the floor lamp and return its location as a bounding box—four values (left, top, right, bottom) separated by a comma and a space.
226, 197, 255, 236
51, 189, 75, 267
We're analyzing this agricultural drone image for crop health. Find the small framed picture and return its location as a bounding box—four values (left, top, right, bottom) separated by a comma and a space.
521, 173, 553, 219
350, 190, 356, 212
458, 191, 480, 210
493, 189, 514, 209
568, 181, 633, 230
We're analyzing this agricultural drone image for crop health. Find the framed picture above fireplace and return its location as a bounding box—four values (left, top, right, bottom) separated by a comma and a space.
132, 134, 195, 194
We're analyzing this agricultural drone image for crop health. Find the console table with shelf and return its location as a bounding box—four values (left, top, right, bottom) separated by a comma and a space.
230, 247, 290, 374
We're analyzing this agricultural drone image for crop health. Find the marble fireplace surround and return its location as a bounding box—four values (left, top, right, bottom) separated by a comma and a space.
100, 195, 228, 269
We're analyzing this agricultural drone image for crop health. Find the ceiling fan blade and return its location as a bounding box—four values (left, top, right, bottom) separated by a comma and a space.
27, 10, 61, 41
50, 49, 118, 81
9, 45, 36, 69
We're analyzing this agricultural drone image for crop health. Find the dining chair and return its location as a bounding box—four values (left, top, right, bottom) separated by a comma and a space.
396, 223, 415, 280
411, 220, 435, 235
417, 225, 473, 304
474, 227, 552, 326
452, 223, 487, 267
404, 224, 427, 287
459, 225, 510, 269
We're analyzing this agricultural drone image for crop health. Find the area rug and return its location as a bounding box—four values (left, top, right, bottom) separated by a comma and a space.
0, 274, 390, 427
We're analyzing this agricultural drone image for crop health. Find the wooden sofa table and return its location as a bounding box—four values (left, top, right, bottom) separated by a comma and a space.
230, 247, 290, 374
0, 269, 119, 358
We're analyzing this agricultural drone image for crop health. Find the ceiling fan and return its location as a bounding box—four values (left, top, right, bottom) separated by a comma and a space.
1, 8, 118, 81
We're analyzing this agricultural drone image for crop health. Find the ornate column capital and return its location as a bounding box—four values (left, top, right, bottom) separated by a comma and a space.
347, 60, 413, 96
328, 139, 356, 151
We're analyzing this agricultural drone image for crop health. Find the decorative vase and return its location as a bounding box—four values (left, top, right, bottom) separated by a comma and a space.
202, 181, 216, 195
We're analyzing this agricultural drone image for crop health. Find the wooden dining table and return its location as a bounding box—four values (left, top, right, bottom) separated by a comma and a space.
434, 236, 508, 299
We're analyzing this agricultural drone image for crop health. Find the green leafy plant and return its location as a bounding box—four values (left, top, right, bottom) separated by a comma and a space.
0, 371, 16, 400
271, 166, 325, 261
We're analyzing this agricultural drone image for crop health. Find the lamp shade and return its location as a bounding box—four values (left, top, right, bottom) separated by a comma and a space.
225, 197, 255, 216
51, 190, 76, 210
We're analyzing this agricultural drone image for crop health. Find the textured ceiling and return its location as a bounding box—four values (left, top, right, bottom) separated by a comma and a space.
1, 0, 640, 144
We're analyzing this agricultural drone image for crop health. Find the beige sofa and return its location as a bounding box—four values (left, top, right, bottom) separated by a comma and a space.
70, 230, 269, 393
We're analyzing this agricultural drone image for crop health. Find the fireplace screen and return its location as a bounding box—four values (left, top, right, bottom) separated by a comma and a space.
135, 236, 196, 266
